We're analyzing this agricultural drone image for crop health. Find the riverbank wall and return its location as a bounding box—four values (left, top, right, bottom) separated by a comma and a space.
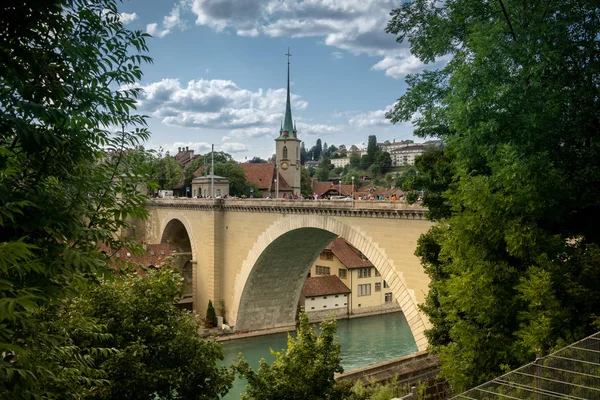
305, 303, 402, 323
336, 351, 448, 399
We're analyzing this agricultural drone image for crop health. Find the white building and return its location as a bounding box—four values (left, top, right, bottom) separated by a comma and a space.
390, 144, 426, 166
300, 275, 351, 319
331, 157, 350, 169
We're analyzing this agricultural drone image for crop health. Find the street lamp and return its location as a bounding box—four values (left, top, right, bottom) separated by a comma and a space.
339, 173, 343, 196
275, 164, 279, 199
351, 176, 355, 201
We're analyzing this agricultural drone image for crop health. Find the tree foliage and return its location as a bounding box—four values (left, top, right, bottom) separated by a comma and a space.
149, 150, 184, 190
67, 267, 234, 400
235, 314, 344, 400
206, 299, 217, 328
300, 167, 313, 198
387, 0, 600, 392
0, 0, 153, 396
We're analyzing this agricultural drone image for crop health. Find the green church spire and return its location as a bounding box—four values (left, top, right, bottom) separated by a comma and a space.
283, 47, 294, 135
277, 48, 298, 141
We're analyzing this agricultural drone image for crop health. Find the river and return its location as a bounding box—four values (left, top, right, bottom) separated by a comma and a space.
220, 312, 417, 399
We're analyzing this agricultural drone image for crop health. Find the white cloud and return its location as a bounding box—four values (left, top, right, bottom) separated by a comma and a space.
371, 55, 425, 79
146, 0, 189, 38
132, 78, 308, 131
237, 28, 260, 37
183, 0, 426, 78
162, 142, 212, 155
146, 23, 171, 38
330, 51, 344, 59
348, 107, 392, 127
297, 122, 342, 136
119, 12, 138, 25
220, 142, 249, 153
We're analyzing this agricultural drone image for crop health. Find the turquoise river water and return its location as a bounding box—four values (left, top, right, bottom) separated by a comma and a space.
219, 312, 417, 400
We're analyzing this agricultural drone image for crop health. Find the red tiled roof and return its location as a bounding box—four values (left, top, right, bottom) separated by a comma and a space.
302, 275, 350, 297
312, 181, 355, 197
193, 164, 208, 178
241, 163, 290, 190
325, 238, 373, 269
99, 243, 172, 267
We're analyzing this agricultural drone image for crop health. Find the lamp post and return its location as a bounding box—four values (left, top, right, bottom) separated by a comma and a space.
339, 173, 343, 196
351, 176, 355, 202
275, 164, 279, 199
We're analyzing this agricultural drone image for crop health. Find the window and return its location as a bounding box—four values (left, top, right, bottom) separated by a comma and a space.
335, 295, 339, 298
316, 266, 330, 275
358, 268, 371, 278
375, 282, 381, 292
383, 280, 389, 288
385, 293, 393, 303
150, 250, 155, 256
283, 146, 288, 159
339, 269, 347, 279
311, 298, 315, 301
358, 284, 371, 297
320, 251, 333, 261
375, 270, 381, 277
323, 296, 327, 299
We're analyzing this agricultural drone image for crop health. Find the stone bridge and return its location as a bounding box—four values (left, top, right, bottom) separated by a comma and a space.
144, 199, 433, 351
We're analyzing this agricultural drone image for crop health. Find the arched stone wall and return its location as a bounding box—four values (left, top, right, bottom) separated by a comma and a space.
159, 216, 198, 310
231, 215, 428, 351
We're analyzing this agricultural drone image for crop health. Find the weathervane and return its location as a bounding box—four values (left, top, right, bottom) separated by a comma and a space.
285, 47, 292, 64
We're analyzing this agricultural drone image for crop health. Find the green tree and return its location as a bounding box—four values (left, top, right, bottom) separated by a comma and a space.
349, 153, 361, 168
300, 142, 308, 165
341, 170, 361, 191
183, 156, 206, 189
211, 161, 252, 197
315, 167, 330, 182
0, 0, 152, 396
314, 139, 323, 160
375, 152, 392, 173
387, 0, 600, 392
235, 314, 344, 400
322, 141, 329, 158
67, 267, 233, 399
149, 151, 184, 190
248, 156, 267, 164
300, 167, 314, 198
206, 299, 217, 328
367, 135, 378, 160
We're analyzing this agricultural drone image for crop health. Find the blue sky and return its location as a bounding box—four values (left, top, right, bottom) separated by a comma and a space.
117, 0, 438, 160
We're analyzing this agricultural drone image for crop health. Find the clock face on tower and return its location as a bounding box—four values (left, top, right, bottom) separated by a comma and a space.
281, 161, 289, 170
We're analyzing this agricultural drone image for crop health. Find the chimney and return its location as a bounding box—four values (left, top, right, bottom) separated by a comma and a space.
178, 147, 181, 152
186, 146, 189, 151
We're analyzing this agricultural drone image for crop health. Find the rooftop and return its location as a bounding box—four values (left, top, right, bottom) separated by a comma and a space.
302, 275, 351, 297
327, 238, 374, 269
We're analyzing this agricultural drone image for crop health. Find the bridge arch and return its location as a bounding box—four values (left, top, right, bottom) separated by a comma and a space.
231, 215, 428, 351
160, 216, 197, 307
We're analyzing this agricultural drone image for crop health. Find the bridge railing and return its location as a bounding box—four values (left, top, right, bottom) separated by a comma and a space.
148, 198, 427, 213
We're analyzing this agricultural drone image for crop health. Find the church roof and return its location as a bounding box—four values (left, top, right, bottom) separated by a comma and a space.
277, 48, 298, 141
241, 163, 291, 191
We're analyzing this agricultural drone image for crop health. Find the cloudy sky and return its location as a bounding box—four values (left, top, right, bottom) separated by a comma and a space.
117, 0, 439, 160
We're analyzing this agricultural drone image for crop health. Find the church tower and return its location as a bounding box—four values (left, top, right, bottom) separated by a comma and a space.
275, 48, 301, 196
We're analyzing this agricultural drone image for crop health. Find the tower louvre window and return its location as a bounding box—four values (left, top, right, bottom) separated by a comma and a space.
283, 146, 288, 159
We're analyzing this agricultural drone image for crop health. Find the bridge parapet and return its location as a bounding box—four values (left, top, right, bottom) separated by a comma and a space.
148, 198, 427, 219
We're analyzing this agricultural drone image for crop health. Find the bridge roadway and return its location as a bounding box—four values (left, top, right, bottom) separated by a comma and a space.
143, 198, 433, 351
